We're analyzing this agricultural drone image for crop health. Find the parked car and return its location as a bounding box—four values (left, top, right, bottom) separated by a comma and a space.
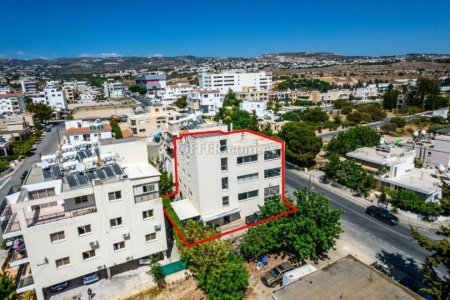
261, 262, 295, 287
245, 211, 262, 225
83, 273, 99, 285
365, 205, 399, 225
50, 281, 69, 292
45, 124, 53, 132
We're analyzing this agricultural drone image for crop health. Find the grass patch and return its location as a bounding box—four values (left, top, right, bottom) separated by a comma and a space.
162, 198, 183, 229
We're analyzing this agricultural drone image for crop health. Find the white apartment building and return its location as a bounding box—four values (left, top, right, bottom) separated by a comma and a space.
75, 81, 88, 94
239, 100, 267, 118
31, 85, 68, 110
156, 84, 195, 101
20, 78, 38, 94
1, 138, 167, 300
0, 93, 23, 114
0, 86, 12, 94
128, 106, 183, 138
352, 86, 379, 100
199, 70, 272, 93
403, 134, 450, 168
159, 115, 228, 174
171, 130, 282, 226
347, 145, 441, 201
103, 81, 124, 98
187, 89, 223, 116
64, 119, 113, 144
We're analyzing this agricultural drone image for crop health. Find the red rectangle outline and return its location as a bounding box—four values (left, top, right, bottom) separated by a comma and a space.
162, 129, 297, 247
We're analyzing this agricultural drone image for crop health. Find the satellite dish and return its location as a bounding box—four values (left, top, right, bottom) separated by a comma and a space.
75, 163, 86, 173
413, 131, 419, 137
438, 164, 446, 173
379, 137, 385, 145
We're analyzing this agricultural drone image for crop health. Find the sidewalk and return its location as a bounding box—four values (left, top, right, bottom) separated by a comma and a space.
292, 168, 445, 230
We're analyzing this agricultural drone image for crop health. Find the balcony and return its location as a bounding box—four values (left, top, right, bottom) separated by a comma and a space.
135, 191, 160, 204
7, 240, 29, 268
2, 213, 22, 238
16, 264, 34, 294
26, 206, 97, 227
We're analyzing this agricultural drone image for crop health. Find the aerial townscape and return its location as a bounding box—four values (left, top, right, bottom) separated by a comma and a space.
0, 1, 449, 300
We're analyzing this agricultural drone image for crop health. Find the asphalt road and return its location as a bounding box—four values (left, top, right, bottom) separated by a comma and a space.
0, 123, 64, 202
284, 167, 448, 291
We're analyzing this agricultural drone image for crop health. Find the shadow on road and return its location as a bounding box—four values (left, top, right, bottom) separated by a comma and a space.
376, 250, 432, 299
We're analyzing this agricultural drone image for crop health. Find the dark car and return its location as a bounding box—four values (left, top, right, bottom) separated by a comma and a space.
245, 211, 262, 225
261, 262, 295, 287
50, 281, 69, 292
366, 205, 399, 225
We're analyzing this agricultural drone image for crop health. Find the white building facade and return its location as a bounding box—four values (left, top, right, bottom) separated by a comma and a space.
199, 71, 272, 93
1, 139, 167, 300
172, 130, 282, 225
187, 89, 223, 116
239, 100, 267, 118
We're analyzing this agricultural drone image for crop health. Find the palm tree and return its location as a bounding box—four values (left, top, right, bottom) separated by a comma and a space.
0, 271, 16, 300
148, 256, 166, 289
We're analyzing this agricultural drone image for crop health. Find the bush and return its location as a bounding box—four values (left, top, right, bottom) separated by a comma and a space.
341, 106, 352, 115
327, 126, 381, 155
390, 117, 406, 128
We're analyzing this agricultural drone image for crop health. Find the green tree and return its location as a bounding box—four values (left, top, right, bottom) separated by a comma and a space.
333, 99, 352, 109
240, 191, 342, 261
410, 225, 450, 299
226, 110, 258, 131
390, 116, 406, 128
12, 140, 32, 156
260, 123, 273, 136
278, 122, 323, 167
174, 95, 188, 109
302, 108, 329, 123
326, 126, 381, 155
382, 88, 400, 110
0, 271, 16, 300
424, 96, 449, 111
26, 102, 53, 123
110, 121, 122, 139
223, 89, 241, 107
159, 166, 174, 195
129, 85, 147, 95
178, 221, 249, 300
148, 256, 166, 289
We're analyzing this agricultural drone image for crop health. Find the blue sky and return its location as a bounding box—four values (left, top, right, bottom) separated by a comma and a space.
1, 0, 449, 59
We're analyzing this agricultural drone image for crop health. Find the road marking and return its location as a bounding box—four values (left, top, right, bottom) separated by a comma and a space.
0, 177, 11, 190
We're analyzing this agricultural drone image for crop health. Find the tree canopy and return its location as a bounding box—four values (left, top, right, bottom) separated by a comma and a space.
25, 99, 53, 123
410, 225, 450, 300
128, 85, 147, 95
277, 122, 322, 167
382, 87, 400, 110
326, 126, 381, 155
277, 79, 331, 92
240, 190, 342, 261
178, 221, 249, 300
0, 271, 16, 300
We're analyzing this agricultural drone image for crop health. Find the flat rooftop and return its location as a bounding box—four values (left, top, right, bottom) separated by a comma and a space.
379, 168, 441, 195
272, 256, 420, 300
347, 146, 415, 166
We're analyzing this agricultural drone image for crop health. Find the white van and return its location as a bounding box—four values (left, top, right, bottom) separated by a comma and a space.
281, 264, 317, 286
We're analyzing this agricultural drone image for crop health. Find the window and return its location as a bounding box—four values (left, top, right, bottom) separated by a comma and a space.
222, 196, 229, 207
219, 139, 227, 152
237, 154, 258, 165
75, 195, 88, 205
222, 177, 228, 190
50, 231, 65, 243
78, 224, 92, 236
113, 241, 125, 251
110, 217, 123, 228
264, 149, 281, 160
145, 233, 157, 242
28, 187, 56, 200
108, 191, 122, 201
142, 209, 154, 220
221, 158, 228, 171
238, 190, 259, 201
264, 167, 281, 178
82, 249, 96, 260
264, 185, 280, 200
237, 173, 258, 184
139, 129, 146, 133
55, 257, 70, 268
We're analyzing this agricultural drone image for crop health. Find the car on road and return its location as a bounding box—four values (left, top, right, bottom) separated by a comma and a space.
261, 262, 295, 287
45, 124, 53, 132
83, 273, 99, 285
245, 211, 262, 225
50, 281, 69, 292
365, 205, 399, 225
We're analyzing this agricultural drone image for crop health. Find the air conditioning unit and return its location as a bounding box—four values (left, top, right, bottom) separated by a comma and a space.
90, 241, 99, 248
125, 256, 133, 261
97, 264, 104, 270
123, 233, 130, 239
154, 224, 161, 231
93, 179, 101, 186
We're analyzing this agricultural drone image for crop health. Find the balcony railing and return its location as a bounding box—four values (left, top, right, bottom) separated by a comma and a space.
26, 206, 97, 227
2, 213, 21, 234
135, 191, 160, 204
